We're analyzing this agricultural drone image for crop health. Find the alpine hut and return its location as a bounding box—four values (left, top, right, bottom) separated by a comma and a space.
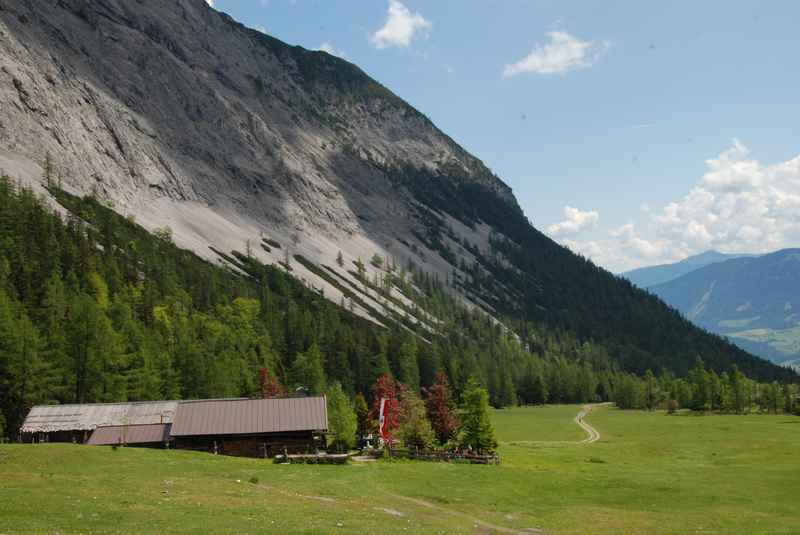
169, 396, 328, 457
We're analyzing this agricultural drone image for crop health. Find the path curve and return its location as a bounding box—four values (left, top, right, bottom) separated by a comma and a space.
574, 403, 610, 444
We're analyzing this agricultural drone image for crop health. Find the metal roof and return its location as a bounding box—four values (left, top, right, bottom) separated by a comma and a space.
170, 396, 328, 437
87, 424, 172, 446
20, 401, 179, 433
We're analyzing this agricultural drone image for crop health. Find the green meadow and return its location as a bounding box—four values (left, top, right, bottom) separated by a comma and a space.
1, 405, 798, 534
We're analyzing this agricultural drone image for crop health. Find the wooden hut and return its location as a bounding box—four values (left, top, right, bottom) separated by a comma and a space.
169, 397, 328, 458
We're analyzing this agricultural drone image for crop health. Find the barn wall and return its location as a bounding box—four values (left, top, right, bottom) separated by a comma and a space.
174, 431, 321, 458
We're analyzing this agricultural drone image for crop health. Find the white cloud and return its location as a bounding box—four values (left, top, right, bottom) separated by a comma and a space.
503, 31, 609, 77
547, 206, 600, 237
370, 0, 431, 49
206, 0, 215, 7
559, 141, 800, 272
318, 42, 347, 59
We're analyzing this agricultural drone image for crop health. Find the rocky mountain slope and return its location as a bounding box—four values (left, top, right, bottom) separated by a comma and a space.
623, 250, 755, 288
650, 249, 800, 365
0, 0, 793, 381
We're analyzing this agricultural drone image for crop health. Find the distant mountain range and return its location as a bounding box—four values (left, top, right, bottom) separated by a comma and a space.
623, 250, 756, 288
631, 250, 800, 366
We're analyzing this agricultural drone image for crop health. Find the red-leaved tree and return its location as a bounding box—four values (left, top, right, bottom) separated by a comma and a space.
258, 367, 286, 398
369, 374, 400, 443
423, 371, 459, 445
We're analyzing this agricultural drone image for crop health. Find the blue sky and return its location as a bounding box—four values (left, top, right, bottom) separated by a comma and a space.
207, 0, 800, 272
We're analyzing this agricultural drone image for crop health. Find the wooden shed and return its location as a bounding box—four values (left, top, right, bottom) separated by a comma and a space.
169, 397, 328, 458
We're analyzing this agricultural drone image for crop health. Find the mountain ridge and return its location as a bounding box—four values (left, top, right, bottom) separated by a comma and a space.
0, 0, 794, 382
650, 249, 800, 364
623, 250, 757, 288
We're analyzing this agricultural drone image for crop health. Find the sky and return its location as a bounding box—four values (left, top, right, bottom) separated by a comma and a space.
206, 0, 800, 273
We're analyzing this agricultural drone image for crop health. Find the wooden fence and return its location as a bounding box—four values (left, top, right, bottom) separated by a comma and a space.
383, 448, 500, 465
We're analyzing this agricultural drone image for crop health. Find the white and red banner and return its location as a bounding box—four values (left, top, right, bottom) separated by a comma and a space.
378, 397, 388, 441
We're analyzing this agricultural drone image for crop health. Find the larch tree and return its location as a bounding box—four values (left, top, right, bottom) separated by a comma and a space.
424, 371, 459, 445
326, 381, 357, 452
459, 379, 497, 453
397, 390, 435, 450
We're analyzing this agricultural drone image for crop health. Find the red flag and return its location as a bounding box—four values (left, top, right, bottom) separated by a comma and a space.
378, 398, 388, 441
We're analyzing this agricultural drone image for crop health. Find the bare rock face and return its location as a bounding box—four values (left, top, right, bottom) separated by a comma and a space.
0, 0, 518, 322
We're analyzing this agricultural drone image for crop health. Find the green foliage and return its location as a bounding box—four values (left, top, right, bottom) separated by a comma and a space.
397, 391, 435, 450
459, 380, 497, 453
614, 374, 643, 410
290, 343, 326, 395
326, 382, 357, 452
353, 392, 370, 438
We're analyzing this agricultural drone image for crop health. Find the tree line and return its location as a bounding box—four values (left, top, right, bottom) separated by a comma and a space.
614, 358, 799, 415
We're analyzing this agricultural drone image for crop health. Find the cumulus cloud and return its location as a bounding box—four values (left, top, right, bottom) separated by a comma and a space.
559, 141, 800, 272
318, 42, 347, 59
547, 206, 600, 237
370, 0, 431, 49
503, 31, 609, 77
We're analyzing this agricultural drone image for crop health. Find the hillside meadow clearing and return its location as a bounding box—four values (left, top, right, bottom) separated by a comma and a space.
1, 405, 798, 534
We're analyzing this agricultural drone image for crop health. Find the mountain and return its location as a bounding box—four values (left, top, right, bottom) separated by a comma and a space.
623, 251, 755, 288
650, 249, 800, 365
0, 0, 793, 383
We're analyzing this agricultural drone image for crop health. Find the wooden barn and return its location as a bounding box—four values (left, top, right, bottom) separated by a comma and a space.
19, 401, 179, 444
170, 397, 328, 458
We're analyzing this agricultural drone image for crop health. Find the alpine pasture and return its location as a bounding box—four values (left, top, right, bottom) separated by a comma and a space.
1, 405, 798, 534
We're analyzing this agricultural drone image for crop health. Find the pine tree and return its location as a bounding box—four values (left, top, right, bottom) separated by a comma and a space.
644, 370, 657, 411
353, 392, 370, 439
396, 335, 420, 392
290, 343, 326, 395
729, 365, 747, 414
459, 379, 497, 453
783, 383, 795, 414
326, 381, 357, 452
531, 371, 549, 405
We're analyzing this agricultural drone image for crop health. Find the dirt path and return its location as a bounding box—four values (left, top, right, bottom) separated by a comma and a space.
389, 494, 542, 535
574, 403, 609, 444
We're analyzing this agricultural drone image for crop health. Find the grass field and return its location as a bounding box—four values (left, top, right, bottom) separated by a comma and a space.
1, 405, 799, 534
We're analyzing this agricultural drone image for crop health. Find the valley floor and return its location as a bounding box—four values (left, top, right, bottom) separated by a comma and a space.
1, 405, 798, 534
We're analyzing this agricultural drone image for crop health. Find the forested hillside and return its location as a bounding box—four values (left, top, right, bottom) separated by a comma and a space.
0, 176, 795, 439
0, 177, 619, 437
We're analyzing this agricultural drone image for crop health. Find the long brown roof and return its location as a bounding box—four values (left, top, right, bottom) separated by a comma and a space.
20, 401, 179, 433
169, 396, 328, 437
87, 424, 172, 445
